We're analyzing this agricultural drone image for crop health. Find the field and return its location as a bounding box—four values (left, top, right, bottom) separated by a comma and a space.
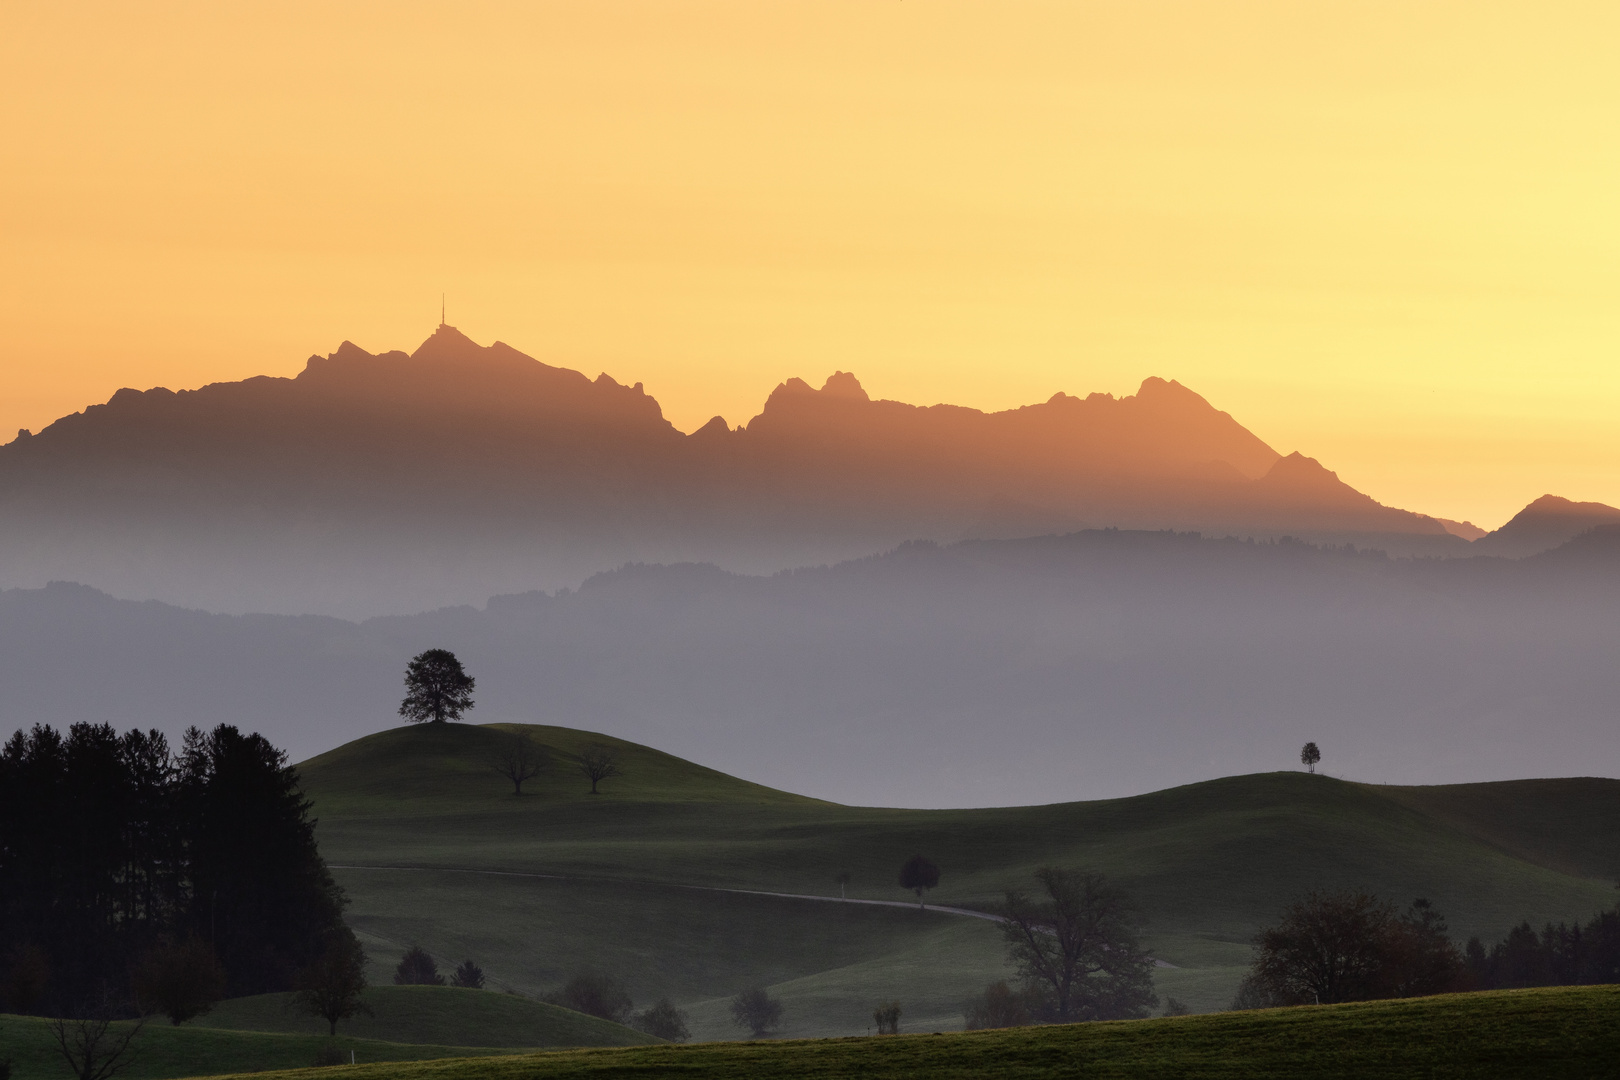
191, 985, 655, 1048
205, 985, 1620, 1080
0, 987, 652, 1080
299, 723, 1620, 1037
0, 1012, 510, 1080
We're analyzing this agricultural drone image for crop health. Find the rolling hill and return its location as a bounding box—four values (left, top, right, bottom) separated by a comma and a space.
298, 723, 1620, 1038
198, 986, 1620, 1080
4, 526, 1620, 805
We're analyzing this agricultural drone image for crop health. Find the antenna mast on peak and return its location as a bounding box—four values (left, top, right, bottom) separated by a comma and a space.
441, 293, 446, 327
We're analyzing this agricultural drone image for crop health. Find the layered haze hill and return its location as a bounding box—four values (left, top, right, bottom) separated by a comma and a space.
0, 324, 1464, 615
2, 527, 1618, 806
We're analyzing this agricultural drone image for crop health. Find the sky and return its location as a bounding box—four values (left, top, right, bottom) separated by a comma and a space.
4, 1, 1619, 529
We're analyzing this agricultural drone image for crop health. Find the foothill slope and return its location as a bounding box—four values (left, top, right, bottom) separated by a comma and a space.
203, 985, 1620, 1080
300, 724, 1620, 1036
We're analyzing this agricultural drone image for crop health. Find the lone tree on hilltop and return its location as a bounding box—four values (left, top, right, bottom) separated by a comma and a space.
399, 649, 475, 724
899, 855, 940, 908
394, 945, 445, 986
489, 729, 548, 796
577, 745, 622, 794
1301, 742, 1322, 774
872, 1000, 901, 1034
999, 868, 1158, 1022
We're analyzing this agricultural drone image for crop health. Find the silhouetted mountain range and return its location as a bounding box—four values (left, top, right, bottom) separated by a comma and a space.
0, 325, 1484, 615
2, 526, 1618, 806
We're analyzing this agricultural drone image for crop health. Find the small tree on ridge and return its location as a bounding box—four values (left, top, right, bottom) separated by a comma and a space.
489, 729, 548, 795
577, 745, 622, 795
898, 855, 940, 908
1301, 742, 1322, 774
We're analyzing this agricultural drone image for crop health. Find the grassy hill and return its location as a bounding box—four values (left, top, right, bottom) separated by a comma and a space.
201, 985, 1620, 1080
0, 1013, 513, 1080
192, 985, 656, 1048
299, 723, 1620, 1037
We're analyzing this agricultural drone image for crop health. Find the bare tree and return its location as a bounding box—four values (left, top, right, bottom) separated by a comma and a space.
489, 730, 548, 796
292, 934, 372, 1036
398, 649, 475, 724
835, 871, 851, 900
1301, 742, 1321, 773
577, 745, 622, 794
999, 868, 1158, 1022
872, 1000, 901, 1034
898, 855, 940, 908
51, 1015, 145, 1080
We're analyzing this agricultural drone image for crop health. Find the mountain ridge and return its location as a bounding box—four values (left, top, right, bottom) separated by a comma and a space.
0, 325, 1479, 614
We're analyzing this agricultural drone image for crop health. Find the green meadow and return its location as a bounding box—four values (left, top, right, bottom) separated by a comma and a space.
203, 985, 1620, 1080
301, 723, 1620, 1037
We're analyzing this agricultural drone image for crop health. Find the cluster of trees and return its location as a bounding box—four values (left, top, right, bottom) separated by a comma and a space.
540, 972, 786, 1041
1235, 892, 1463, 1006
393, 946, 485, 989
545, 972, 692, 1042
1236, 888, 1620, 1009
0, 722, 353, 1020
1464, 910, 1620, 990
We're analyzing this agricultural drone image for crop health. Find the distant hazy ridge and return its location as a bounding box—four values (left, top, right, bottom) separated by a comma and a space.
0, 325, 1475, 615
4, 527, 1618, 805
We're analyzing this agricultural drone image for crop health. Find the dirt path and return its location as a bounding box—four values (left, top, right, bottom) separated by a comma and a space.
329, 862, 1004, 921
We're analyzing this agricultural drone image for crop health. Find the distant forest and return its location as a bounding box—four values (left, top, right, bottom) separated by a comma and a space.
0, 723, 349, 1016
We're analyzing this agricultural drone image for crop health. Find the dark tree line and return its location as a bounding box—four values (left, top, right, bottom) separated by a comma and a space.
0, 722, 352, 1017
1464, 908, 1620, 990
1238, 889, 1620, 1009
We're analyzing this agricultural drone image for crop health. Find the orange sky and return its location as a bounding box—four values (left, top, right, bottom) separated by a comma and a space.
5, 1, 1619, 529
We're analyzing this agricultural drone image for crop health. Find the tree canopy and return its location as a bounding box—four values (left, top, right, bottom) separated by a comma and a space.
898, 855, 940, 906
398, 649, 475, 724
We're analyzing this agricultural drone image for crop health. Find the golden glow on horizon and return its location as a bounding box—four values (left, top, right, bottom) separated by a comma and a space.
4, 1, 1620, 528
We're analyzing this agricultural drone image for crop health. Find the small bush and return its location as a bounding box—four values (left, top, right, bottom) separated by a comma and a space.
632, 997, 691, 1042
393, 946, 445, 986
963, 981, 1036, 1030
1162, 996, 1191, 1017
450, 960, 485, 989
872, 1001, 901, 1034
546, 972, 633, 1024
729, 987, 783, 1037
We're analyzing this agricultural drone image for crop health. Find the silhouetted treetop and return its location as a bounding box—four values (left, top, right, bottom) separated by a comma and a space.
399, 649, 475, 724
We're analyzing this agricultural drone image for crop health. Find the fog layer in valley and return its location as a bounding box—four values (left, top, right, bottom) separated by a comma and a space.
4, 527, 1617, 807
